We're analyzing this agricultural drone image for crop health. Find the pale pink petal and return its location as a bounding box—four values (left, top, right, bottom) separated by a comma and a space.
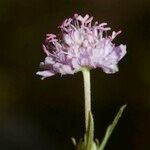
37, 14, 127, 79
36, 71, 55, 79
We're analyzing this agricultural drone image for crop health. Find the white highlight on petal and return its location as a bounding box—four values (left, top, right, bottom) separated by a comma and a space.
36, 71, 55, 79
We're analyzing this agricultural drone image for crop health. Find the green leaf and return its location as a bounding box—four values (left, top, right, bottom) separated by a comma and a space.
77, 138, 86, 150
71, 137, 77, 146
86, 112, 94, 150
98, 104, 127, 150
76, 112, 97, 150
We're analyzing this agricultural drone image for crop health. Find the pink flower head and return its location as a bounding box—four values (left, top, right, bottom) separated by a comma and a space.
37, 14, 126, 79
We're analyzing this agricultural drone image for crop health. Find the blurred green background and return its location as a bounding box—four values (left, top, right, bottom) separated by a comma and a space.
0, 0, 150, 149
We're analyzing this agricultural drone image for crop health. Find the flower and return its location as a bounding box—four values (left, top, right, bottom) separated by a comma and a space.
37, 14, 126, 79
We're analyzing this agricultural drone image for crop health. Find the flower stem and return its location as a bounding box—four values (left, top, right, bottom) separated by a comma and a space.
82, 68, 91, 132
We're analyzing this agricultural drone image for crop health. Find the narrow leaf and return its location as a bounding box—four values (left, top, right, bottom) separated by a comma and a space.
98, 104, 127, 150
71, 137, 77, 146
86, 112, 94, 150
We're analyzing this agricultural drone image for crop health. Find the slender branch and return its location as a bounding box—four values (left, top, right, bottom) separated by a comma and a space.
82, 68, 91, 132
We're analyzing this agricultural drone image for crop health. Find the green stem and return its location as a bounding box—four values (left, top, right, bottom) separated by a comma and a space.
82, 68, 91, 132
